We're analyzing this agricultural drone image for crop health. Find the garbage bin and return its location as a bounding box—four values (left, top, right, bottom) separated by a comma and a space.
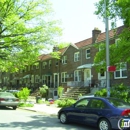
36, 96, 41, 103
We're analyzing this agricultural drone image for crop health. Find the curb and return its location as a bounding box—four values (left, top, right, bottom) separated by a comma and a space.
18, 107, 58, 116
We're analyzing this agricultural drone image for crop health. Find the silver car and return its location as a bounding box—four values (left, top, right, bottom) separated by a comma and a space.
0, 92, 19, 110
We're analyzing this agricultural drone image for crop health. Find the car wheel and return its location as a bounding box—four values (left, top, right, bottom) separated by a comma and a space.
13, 106, 17, 110
59, 112, 68, 124
98, 118, 112, 130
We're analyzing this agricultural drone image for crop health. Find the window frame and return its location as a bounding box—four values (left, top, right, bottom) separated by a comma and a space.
114, 63, 127, 79
62, 55, 67, 64
61, 72, 67, 83
74, 52, 80, 62
74, 70, 81, 81
86, 48, 90, 59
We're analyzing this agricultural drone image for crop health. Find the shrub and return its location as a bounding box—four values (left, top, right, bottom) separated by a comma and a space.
58, 86, 64, 98
18, 102, 34, 107
39, 84, 48, 98
95, 83, 130, 103
56, 98, 76, 107
17, 87, 30, 102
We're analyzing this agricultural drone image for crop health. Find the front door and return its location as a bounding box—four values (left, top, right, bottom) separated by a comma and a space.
54, 73, 59, 88
84, 69, 91, 87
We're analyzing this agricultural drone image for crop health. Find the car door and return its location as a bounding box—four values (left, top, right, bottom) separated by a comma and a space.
86, 99, 110, 125
67, 98, 90, 123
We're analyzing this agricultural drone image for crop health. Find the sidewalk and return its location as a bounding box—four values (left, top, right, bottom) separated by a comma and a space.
19, 103, 61, 116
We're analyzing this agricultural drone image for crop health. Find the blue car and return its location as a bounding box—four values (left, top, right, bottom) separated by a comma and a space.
58, 97, 130, 130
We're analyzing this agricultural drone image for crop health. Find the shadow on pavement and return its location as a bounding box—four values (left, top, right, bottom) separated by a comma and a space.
0, 114, 97, 130
0, 106, 14, 110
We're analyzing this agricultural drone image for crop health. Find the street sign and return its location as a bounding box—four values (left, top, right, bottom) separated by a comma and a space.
107, 66, 116, 72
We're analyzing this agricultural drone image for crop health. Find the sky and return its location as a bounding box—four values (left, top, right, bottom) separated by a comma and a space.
50, 0, 123, 44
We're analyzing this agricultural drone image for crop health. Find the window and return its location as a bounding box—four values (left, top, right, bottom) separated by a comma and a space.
98, 68, 106, 79
35, 75, 39, 83
61, 72, 67, 83
86, 48, 90, 59
62, 56, 67, 64
89, 99, 106, 109
42, 75, 46, 84
114, 63, 127, 79
43, 62, 47, 69
74, 52, 79, 62
31, 75, 34, 83
55, 59, 59, 66
36, 63, 39, 69
115, 38, 121, 47
75, 99, 90, 108
74, 70, 81, 81
49, 60, 51, 68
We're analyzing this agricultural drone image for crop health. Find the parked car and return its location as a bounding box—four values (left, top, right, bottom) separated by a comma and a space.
78, 94, 95, 100
58, 97, 130, 130
0, 92, 19, 110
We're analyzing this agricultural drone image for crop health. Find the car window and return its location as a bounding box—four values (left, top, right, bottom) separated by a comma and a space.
89, 99, 106, 109
75, 98, 89, 108
107, 98, 130, 108
0, 92, 15, 97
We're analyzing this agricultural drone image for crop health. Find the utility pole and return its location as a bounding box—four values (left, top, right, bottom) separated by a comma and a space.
104, 0, 110, 97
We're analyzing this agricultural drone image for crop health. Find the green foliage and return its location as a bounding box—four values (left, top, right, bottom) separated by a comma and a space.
57, 86, 64, 98
55, 98, 76, 108
17, 87, 30, 102
94, 0, 130, 67
0, 0, 62, 72
39, 84, 48, 98
58, 42, 70, 49
95, 83, 130, 103
18, 102, 34, 107
37, 99, 44, 104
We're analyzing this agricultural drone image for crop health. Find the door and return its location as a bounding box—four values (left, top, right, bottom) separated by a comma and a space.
54, 73, 59, 88
67, 98, 90, 123
84, 69, 91, 86
53, 90, 58, 99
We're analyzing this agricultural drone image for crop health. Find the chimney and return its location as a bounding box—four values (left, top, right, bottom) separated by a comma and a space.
53, 46, 59, 52
92, 27, 101, 43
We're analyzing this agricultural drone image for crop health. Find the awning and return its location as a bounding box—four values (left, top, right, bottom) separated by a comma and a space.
77, 64, 93, 69
23, 74, 30, 79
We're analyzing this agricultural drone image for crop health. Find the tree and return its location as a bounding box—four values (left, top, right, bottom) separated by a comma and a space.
94, 0, 130, 70
0, 0, 61, 72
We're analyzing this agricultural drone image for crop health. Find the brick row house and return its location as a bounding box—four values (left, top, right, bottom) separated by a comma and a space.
0, 25, 129, 99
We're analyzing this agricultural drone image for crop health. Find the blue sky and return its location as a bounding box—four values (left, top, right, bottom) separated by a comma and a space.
50, 0, 123, 44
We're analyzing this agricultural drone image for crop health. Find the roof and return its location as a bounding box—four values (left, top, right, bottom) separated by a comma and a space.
39, 25, 125, 61
39, 54, 52, 61
96, 25, 124, 43
75, 38, 92, 48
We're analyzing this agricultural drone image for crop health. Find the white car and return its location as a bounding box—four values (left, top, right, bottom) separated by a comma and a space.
0, 92, 19, 110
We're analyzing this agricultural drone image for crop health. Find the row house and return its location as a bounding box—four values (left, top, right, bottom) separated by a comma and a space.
0, 25, 129, 99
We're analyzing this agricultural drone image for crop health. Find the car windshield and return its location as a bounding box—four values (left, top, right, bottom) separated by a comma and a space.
107, 98, 130, 108
0, 92, 15, 98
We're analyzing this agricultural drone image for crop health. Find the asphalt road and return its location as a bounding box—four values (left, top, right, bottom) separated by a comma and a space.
0, 107, 97, 130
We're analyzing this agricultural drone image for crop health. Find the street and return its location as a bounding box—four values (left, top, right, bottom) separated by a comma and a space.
0, 107, 96, 130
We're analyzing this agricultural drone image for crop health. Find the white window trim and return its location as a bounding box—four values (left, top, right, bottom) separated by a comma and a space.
62, 56, 67, 64
43, 62, 47, 69
49, 60, 51, 69
35, 75, 39, 83
86, 48, 90, 59
74, 70, 81, 82
36, 63, 39, 69
74, 52, 79, 62
98, 71, 106, 80
61, 72, 67, 83
114, 63, 127, 79
115, 38, 120, 47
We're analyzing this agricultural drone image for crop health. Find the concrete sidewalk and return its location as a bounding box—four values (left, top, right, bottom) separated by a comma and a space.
19, 103, 61, 116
